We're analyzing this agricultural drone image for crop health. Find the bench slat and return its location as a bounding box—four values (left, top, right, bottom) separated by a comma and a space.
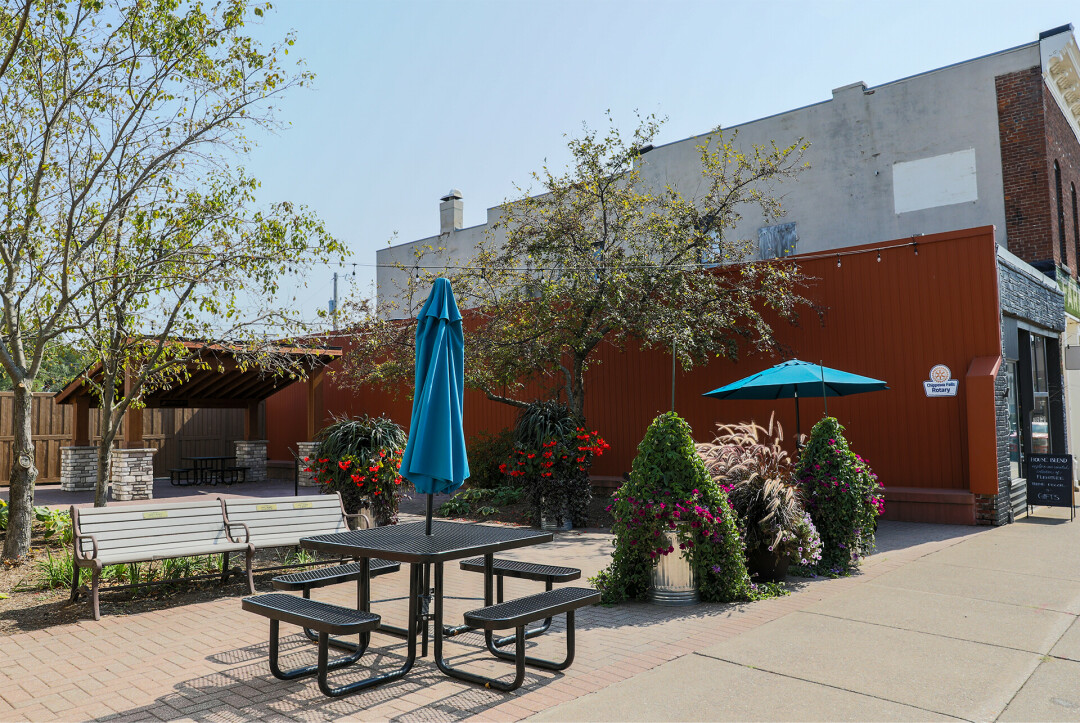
91, 540, 251, 565
226, 496, 341, 512
463, 588, 599, 630
80, 519, 234, 543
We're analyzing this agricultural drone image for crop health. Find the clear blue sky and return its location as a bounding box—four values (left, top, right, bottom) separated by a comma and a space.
242, 0, 1072, 323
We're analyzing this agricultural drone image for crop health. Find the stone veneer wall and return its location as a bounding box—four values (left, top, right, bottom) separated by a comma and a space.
297, 441, 320, 487
991, 254, 1067, 525
111, 448, 155, 501
60, 446, 99, 492
234, 440, 268, 484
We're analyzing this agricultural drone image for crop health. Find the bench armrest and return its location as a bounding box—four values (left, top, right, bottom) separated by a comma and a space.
73, 532, 98, 562
343, 510, 374, 530
226, 521, 251, 544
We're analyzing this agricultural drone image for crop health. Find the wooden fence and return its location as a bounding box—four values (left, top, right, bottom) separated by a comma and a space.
0, 392, 255, 483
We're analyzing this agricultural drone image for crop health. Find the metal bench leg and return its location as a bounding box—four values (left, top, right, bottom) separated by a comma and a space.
486, 610, 577, 671
90, 565, 102, 621
433, 563, 526, 692
244, 547, 255, 594
267, 619, 364, 681
68, 564, 81, 603
315, 564, 420, 697
298, 567, 372, 654
219, 552, 231, 586
491, 579, 554, 648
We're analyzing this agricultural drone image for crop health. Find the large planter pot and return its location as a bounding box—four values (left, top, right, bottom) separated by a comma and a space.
648, 529, 699, 606
540, 509, 572, 532
746, 547, 791, 583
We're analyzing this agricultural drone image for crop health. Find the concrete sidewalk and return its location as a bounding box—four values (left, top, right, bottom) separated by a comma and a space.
535, 507, 1080, 722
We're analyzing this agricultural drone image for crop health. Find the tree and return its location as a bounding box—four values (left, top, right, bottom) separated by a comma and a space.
70, 176, 338, 507
347, 116, 808, 419
0, 0, 332, 560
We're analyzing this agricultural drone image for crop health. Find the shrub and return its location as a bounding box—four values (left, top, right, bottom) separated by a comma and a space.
437, 486, 524, 519
309, 414, 409, 526
592, 412, 751, 604
698, 418, 822, 568
795, 417, 883, 575
502, 402, 608, 528
466, 428, 517, 490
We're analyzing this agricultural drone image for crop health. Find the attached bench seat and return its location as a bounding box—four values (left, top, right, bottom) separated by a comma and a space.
440, 587, 599, 691
457, 557, 581, 646
273, 559, 401, 651
70, 498, 253, 621
243, 593, 406, 697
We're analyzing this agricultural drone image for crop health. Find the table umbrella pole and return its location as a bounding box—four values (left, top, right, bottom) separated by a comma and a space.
795, 391, 801, 446
820, 361, 828, 417
425, 494, 433, 536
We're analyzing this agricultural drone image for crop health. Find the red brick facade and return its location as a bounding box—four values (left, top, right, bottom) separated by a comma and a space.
997, 67, 1053, 265
1044, 77, 1080, 275
996, 65, 1080, 276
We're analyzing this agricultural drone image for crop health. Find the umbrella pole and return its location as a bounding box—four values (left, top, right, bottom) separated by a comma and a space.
425, 494, 433, 536
795, 392, 801, 446
820, 361, 828, 417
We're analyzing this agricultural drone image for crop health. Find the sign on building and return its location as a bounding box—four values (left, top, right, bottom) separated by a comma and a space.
923, 364, 959, 397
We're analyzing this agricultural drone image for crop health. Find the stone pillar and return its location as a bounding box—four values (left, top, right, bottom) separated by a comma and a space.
234, 440, 268, 484
60, 446, 99, 492
110, 448, 156, 501
297, 441, 320, 488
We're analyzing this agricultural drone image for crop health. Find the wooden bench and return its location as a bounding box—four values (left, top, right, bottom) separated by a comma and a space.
456, 557, 581, 646
69, 498, 253, 621
440, 587, 599, 691
223, 493, 371, 557
243, 593, 390, 697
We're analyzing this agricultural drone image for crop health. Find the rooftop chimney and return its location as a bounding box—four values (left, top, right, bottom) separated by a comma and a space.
440, 189, 463, 234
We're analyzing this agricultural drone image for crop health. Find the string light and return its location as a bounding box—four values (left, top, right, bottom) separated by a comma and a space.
836, 254, 841, 268
877, 251, 881, 263
914, 242, 919, 256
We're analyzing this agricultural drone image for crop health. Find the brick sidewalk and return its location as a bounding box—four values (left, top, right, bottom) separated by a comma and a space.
0, 520, 985, 722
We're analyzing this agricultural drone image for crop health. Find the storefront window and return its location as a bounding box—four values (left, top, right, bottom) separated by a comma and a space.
1031, 335, 1051, 455
1006, 362, 1022, 478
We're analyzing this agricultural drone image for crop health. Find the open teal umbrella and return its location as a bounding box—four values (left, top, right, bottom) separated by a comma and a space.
703, 359, 888, 440
400, 278, 470, 535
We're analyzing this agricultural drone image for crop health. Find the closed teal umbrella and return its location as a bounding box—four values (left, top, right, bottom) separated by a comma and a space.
400, 278, 470, 534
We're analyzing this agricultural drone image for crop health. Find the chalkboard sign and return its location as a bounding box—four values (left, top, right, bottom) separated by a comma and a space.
1027, 454, 1075, 509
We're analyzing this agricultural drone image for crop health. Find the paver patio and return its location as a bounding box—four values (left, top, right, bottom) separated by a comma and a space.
2, 486, 1076, 722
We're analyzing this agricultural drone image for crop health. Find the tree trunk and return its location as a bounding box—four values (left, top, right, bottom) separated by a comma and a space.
2, 383, 37, 561
570, 355, 586, 421
94, 388, 119, 507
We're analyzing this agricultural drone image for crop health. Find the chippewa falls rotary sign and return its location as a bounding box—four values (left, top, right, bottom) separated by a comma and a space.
924, 364, 959, 397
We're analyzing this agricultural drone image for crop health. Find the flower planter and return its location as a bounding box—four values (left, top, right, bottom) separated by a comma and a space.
648, 529, 699, 606
746, 548, 790, 583
540, 500, 572, 532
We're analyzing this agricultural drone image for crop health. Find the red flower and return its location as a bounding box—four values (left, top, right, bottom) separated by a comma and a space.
338, 460, 352, 471
351, 474, 362, 483
303, 457, 310, 462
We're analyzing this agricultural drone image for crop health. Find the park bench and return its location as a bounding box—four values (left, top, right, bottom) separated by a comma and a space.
455, 557, 581, 646
222, 493, 371, 557
69, 498, 253, 621
242, 592, 385, 698
442, 587, 600, 691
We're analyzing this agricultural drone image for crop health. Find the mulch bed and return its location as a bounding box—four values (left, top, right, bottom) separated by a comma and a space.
436, 490, 616, 528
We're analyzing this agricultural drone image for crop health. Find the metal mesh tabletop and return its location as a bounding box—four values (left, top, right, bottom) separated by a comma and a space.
301, 521, 552, 563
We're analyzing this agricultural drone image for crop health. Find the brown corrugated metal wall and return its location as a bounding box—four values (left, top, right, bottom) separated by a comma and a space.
267, 227, 1002, 499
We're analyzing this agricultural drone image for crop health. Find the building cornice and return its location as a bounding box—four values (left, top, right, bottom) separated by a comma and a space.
1042, 30, 1080, 148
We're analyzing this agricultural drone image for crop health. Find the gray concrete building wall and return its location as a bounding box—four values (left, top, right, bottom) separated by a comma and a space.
377, 40, 1046, 317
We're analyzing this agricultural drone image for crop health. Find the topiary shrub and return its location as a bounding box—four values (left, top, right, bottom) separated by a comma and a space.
591, 412, 751, 603
794, 417, 883, 576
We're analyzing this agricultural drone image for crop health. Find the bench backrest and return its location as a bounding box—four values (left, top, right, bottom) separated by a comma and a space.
72, 498, 231, 559
223, 494, 348, 548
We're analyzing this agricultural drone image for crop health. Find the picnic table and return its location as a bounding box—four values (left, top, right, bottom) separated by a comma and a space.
298, 520, 553, 692
172, 456, 246, 486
